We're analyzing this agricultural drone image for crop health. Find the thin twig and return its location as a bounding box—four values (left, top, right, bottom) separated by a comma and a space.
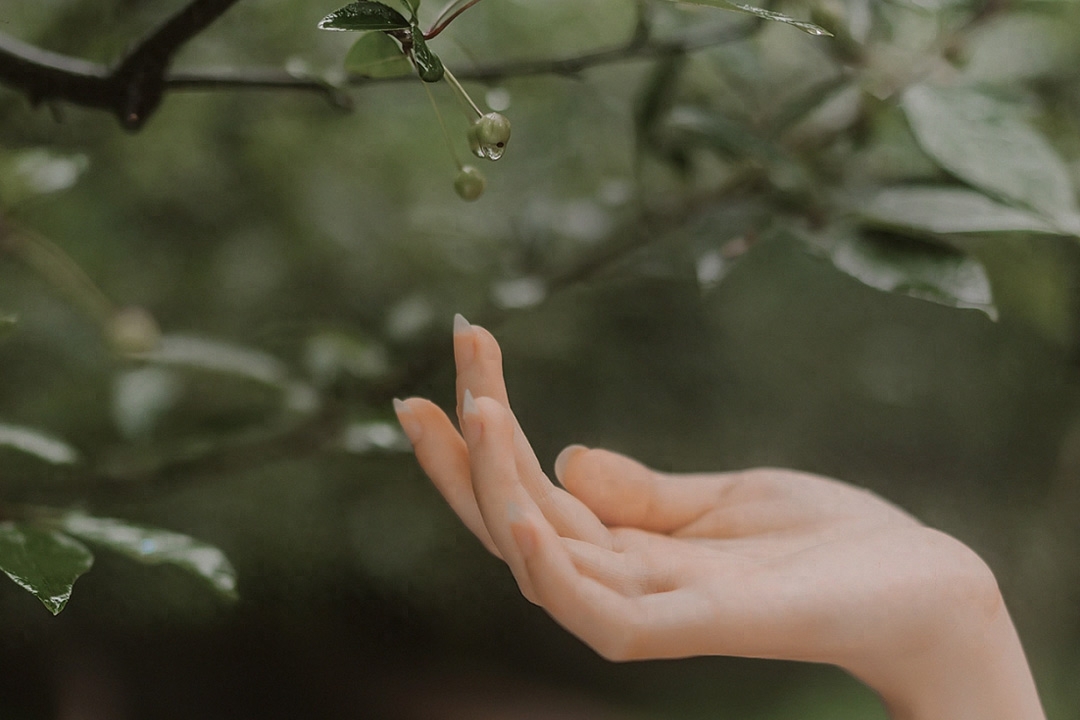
426, 0, 485, 39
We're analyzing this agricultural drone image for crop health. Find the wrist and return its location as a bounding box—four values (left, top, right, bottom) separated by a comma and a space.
845, 535, 1044, 720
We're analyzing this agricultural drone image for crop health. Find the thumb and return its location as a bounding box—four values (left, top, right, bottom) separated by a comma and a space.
554, 445, 714, 533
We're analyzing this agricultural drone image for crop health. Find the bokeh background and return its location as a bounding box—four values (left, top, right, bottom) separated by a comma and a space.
2, 0, 1080, 717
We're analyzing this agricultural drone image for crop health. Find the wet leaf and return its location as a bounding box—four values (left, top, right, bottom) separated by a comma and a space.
410, 27, 444, 82
673, 0, 832, 36
860, 187, 1065, 235
902, 84, 1079, 226
0, 523, 93, 615
318, 1, 410, 31
56, 513, 238, 600
0, 423, 80, 465
827, 234, 996, 319
344, 33, 412, 78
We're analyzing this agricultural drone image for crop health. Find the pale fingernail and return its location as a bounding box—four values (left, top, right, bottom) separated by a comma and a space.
554, 444, 588, 483
453, 313, 471, 335
462, 388, 478, 415
393, 398, 423, 444
461, 389, 482, 441
454, 314, 475, 365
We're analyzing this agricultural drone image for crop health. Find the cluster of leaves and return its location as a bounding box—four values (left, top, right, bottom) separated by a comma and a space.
318, 0, 829, 82
631, 0, 1080, 325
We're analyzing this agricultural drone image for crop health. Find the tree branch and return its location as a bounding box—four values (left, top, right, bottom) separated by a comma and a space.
0, 0, 242, 130
2, 15, 758, 126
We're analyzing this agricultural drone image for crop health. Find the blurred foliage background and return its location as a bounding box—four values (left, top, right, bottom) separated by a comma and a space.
2, 0, 1080, 717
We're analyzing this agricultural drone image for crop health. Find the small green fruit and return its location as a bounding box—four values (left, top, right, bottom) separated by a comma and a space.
471, 112, 511, 160
454, 165, 486, 201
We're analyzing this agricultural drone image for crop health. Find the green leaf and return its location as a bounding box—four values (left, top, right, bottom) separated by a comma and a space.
0, 523, 93, 615
0, 423, 80, 465
344, 33, 413, 78
0, 150, 90, 205
56, 513, 238, 600
410, 27, 444, 82
673, 0, 832, 36
827, 234, 997, 319
860, 187, 1066, 236
131, 335, 319, 415
135, 335, 289, 387
399, 0, 420, 15
318, 1, 411, 31
902, 84, 1080, 227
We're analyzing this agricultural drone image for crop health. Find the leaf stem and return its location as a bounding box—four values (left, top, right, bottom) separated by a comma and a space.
0, 217, 115, 325
422, 80, 463, 170
443, 67, 482, 117
426, 0, 485, 39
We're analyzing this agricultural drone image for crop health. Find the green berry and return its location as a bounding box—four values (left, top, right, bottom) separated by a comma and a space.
471, 112, 511, 160
454, 166, 486, 201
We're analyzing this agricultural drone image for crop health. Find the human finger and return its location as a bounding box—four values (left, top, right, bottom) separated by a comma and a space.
454, 318, 612, 547
560, 537, 678, 597
454, 314, 509, 417
394, 397, 502, 558
460, 390, 544, 600
555, 446, 743, 535
509, 513, 658, 662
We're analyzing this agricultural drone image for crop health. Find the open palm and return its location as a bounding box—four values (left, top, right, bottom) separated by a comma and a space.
394, 316, 1042, 720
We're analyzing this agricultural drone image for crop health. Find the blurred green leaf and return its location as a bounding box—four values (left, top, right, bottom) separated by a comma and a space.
662, 106, 781, 162
0, 150, 89, 205
827, 234, 997, 318
135, 335, 289, 387
111, 367, 183, 440
673, 0, 832, 36
0, 523, 93, 615
344, 32, 412, 78
399, 0, 420, 15
318, 1, 410, 31
56, 513, 238, 600
304, 331, 389, 387
860, 187, 1064, 235
0, 423, 79, 465
902, 84, 1080, 227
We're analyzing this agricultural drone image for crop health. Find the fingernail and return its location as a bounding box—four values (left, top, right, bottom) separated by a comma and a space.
554, 444, 587, 483
461, 389, 482, 441
393, 398, 423, 444
454, 313, 475, 365
453, 313, 471, 335
462, 388, 479, 416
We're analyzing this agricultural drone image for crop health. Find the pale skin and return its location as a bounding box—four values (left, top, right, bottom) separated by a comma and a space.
393, 315, 1046, 720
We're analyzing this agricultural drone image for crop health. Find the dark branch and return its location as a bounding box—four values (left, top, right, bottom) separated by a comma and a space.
2, 11, 757, 127
163, 20, 760, 103
0, 0, 241, 130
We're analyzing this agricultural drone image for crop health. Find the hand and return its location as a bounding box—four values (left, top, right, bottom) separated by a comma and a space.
393, 316, 1045, 720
